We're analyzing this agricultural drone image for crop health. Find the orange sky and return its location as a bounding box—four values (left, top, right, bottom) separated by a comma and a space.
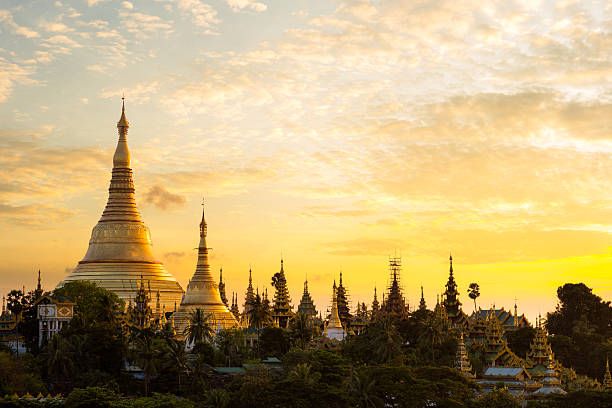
0, 0, 610, 321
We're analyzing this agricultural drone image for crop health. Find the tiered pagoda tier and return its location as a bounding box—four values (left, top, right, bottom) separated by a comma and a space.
382, 257, 409, 319
58, 101, 184, 310
604, 357, 612, 391
244, 268, 255, 314
336, 272, 352, 327
370, 287, 380, 318
482, 309, 523, 367
218, 268, 228, 307
418, 285, 427, 311
456, 332, 474, 378
443, 255, 466, 326
173, 205, 237, 335
271, 259, 292, 328
297, 279, 317, 319
525, 316, 555, 380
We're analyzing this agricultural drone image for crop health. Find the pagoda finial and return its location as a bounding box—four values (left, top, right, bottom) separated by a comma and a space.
37, 269, 42, 292
1, 296, 5, 314
200, 198, 207, 239
219, 267, 223, 283
449, 253, 453, 274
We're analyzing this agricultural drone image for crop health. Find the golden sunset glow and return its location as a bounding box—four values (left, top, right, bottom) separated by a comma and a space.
1, 0, 610, 321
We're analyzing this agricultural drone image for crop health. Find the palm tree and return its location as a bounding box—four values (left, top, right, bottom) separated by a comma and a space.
348, 369, 383, 408
131, 326, 161, 396
290, 312, 312, 349
164, 338, 188, 390
372, 317, 402, 364
288, 363, 320, 386
204, 389, 230, 408
247, 293, 272, 329
215, 329, 245, 366
47, 334, 76, 379
418, 315, 445, 364
184, 308, 214, 346
468, 283, 480, 312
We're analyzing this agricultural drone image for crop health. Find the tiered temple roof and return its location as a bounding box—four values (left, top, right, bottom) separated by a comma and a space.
271, 259, 292, 328
456, 332, 474, 378
297, 279, 317, 319
336, 272, 352, 327
382, 257, 409, 320
218, 268, 228, 307
443, 255, 465, 326
244, 268, 255, 314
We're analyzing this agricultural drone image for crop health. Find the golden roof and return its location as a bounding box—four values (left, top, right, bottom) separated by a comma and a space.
58, 101, 184, 310
173, 204, 238, 335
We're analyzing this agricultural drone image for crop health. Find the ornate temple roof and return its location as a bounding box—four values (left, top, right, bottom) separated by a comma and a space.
58, 101, 184, 310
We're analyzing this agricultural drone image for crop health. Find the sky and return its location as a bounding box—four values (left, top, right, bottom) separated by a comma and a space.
0, 0, 610, 322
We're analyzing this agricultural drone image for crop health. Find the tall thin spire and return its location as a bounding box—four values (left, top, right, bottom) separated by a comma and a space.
37, 269, 42, 292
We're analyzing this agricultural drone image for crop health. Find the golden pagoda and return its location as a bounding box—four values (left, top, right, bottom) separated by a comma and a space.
324, 284, 345, 341
58, 101, 184, 310
173, 203, 237, 335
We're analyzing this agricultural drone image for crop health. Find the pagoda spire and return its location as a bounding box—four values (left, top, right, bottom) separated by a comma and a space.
325, 284, 345, 341
370, 286, 379, 319
173, 202, 237, 332
1, 296, 5, 315
604, 356, 612, 390
455, 332, 474, 377
37, 269, 41, 292
218, 267, 228, 307
244, 267, 255, 313
298, 276, 317, 320
419, 285, 427, 311
443, 254, 462, 325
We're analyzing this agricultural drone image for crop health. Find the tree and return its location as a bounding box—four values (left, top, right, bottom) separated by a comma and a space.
348, 369, 383, 408
64, 386, 119, 408
475, 387, 521, 408
468, 283, 480, 312
184, 308, 214, 346
290, 312, 313, 349
546, 283, 612, 380
506, 326, 535, 358
131, 327, 162, 396
163, 338, 188, 391
215, 329, 245, 366
546, 283, 612, 338
418, 315, 445, 364
259, 327, 290, 357
246, 292, 272, 329
204, 388, 230, 408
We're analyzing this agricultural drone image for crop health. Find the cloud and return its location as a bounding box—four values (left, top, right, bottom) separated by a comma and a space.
99, 81, 160, 103
0, 127, 108, 205
176, 0, 220, 33
0, 202, 74, 227
0, 57, 37, 102
143, 185, 186, 210
121, 1, 134, 10
325, 238, 402, 256
40, 21, 74, 33
226, 0, 267, 13
0, 10, 39, 38
87, 0, 110, 6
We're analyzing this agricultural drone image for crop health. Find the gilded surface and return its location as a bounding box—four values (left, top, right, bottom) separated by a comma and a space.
58, 102, 185, 310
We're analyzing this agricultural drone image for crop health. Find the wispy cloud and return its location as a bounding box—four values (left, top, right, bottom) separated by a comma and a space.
226, 0, 267, 13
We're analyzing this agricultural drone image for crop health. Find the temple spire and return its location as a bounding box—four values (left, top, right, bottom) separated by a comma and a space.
37, 269, 41, 292
419, 285, 427, 311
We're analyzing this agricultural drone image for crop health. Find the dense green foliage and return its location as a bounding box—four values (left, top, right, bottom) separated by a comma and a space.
546, 283, 612, 381
0, 281, 610, 407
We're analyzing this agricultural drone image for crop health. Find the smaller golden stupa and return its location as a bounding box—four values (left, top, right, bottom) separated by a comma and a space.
173, 203, 238, 336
